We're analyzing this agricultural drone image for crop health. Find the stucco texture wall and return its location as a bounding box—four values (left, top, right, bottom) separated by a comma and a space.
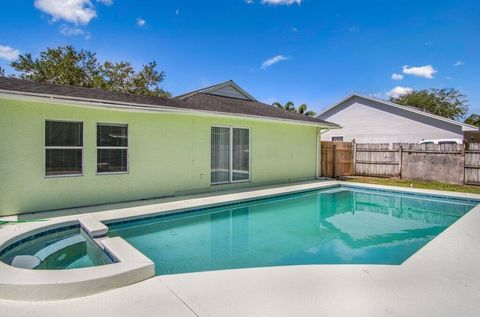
0, 97, 318, 215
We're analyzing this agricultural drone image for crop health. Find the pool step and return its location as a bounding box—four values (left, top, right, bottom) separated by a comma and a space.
11, 255, 40, 269
11, 235, 85, 269
35, 235, 85, 261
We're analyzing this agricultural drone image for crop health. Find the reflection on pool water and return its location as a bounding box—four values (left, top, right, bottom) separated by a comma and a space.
0, 228, 112, 270
107, 186, 478, 275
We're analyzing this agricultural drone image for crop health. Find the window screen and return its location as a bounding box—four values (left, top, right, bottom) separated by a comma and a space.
97, 124, 128, 173
45, 121, 83, 176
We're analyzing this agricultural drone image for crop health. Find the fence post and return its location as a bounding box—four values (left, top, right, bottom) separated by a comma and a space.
399, 145, 403, 179
463, 143, 466, 185
352, 139, 356, 176
333, 143, 337, 179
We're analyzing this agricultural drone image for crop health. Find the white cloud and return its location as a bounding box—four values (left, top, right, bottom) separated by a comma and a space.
261, 0, 302, 5
60, 24, 85, 36
454, 60, 464, 67
388, 86, 413, 98
245, 0, 302, 5
391, 73, 404, 80
402, 65, 437, 79
261, 55, 289, 69
34, 0, 96, 24
370, 92, 386, 99
97, 0, 113, 5
136, 18, 146, 27
34, 0, 111, 25
0, 45, 20, 61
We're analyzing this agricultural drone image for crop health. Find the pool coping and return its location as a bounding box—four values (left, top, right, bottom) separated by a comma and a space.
0, 180, 480, 306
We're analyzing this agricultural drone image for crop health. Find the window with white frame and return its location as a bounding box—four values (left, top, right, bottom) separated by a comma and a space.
211, 126, 250, 184
97, 123, 128, 173
331, 136, 344, 142
45, 120, 83, 176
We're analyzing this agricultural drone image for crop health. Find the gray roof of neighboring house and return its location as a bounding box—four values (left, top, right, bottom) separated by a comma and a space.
0, 77, 339, 127
317, 93, 478, 131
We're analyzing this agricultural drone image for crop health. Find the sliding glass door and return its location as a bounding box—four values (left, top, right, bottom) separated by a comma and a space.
211, 127, 231, 184
232, 128, 250, 181
211, 126, 250, 184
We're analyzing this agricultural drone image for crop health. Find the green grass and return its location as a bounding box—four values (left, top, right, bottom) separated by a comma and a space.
341, 176, 480, 194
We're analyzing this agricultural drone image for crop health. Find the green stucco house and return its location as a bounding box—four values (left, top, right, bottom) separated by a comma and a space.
0, 77, 338, 216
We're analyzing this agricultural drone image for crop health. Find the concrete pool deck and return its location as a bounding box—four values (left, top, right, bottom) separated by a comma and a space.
1, 180, 480, 316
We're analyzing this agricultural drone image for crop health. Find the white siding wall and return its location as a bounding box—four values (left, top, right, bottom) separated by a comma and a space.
319, 98, 463, 143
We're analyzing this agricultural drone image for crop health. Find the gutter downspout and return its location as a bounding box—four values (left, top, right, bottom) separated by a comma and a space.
316, 128, 330, 179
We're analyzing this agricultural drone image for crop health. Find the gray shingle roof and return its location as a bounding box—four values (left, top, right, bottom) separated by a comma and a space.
0, 77, 338, 126
182, 93, 337, 125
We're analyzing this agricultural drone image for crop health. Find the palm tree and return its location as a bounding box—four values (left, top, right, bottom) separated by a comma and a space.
298, 104, 316, 117
273, 101, 296, 112
272, 101, 283, 109
272, 101, 316, 117
284, 101, 296, 112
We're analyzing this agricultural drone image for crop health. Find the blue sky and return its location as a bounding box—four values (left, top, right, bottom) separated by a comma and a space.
0, 0, 479, 115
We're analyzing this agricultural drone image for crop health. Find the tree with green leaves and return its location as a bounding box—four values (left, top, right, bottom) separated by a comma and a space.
10, 45, 170, 98
390, 88, 468, 121
297, 103, 316, 116
0, 66, 4, 77
273, 101, 316, 117
273, 101, 296, 112
465, 114, 480, 127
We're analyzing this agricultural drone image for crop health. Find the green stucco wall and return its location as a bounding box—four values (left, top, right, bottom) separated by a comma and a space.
0, 96, 319, 216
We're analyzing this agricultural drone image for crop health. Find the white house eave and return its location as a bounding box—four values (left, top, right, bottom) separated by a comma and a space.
318, 93, 478, 131
0, 90, 339, 129
462, 125, 478, 132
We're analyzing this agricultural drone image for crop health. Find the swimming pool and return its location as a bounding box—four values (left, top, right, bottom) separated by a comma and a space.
107, 185, 478, 275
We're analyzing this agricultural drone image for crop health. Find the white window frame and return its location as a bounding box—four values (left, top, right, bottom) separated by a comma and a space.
331, 136, 344, 142
96, 122, 129, 175
211, 125, 251, 185
45, 119, 84, 178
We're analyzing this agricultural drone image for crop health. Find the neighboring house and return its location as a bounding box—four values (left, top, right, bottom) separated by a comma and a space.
0, 78, 338, 215
317, 93, 479, 143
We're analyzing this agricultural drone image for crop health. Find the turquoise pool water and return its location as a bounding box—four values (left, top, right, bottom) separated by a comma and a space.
0, 228, 112, 270
107, 186, 478, 275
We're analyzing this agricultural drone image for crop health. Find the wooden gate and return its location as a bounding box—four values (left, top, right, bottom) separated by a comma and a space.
320, 141, 353, 178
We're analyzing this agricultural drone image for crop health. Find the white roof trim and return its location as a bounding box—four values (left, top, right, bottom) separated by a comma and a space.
0, 90, 339, 128
174, 80, 257, 101
317, 93, 478, 132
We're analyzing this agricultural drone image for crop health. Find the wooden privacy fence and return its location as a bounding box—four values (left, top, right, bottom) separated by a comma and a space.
320, 141, 353, 178
320, 141, 480, 185
354, 143, 400, 177
465, 143, 480, 185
